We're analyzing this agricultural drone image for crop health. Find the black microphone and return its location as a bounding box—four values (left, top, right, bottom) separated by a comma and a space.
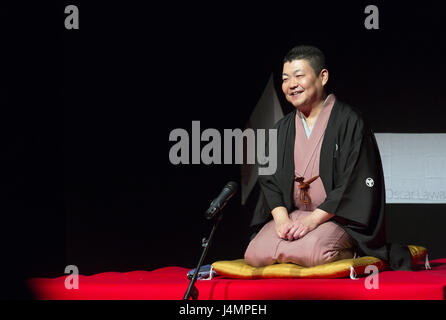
205, 181, 238, 219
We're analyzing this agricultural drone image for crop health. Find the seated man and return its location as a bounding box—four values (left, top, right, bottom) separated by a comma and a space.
245, 45, 412, 270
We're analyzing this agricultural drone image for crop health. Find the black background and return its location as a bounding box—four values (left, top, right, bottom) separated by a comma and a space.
3, 1, 446, 299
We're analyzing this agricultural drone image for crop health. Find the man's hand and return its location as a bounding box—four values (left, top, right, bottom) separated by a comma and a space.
275, 219, 294, 239
286, 214, 318, 240
271, 206, 293, 239
286, 208, 335, 240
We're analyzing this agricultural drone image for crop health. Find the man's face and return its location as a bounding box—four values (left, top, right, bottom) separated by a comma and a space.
282, 59, 327, 111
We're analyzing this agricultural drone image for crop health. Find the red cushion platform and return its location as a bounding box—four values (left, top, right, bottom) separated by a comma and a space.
27, 258, 446, 300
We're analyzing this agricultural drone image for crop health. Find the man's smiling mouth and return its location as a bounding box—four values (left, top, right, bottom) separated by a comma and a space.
290, 90, 304, 96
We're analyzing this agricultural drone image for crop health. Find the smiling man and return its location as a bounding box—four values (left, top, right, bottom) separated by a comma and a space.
244, 45, 412, 270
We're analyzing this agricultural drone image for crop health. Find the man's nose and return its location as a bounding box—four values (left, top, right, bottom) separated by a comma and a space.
289, 77, 299, 88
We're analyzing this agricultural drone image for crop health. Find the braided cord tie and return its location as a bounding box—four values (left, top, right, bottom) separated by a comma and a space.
295, 175, 319, 205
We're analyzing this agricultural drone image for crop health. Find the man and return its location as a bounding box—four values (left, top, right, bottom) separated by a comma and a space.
244, 45, 412, 270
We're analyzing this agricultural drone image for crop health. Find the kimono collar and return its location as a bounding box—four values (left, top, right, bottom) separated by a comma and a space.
297, 94, 336, 138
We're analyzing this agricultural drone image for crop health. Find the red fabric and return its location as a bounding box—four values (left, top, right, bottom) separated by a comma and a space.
27, 259, 446, 300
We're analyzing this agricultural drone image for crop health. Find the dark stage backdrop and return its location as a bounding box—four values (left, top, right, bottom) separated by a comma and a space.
6, 2, 446, 286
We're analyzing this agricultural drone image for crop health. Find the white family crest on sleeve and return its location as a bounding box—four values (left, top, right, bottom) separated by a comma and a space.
365, 177, 374, 187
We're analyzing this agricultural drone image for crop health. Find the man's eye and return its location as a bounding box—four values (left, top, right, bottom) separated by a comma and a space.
282, 78, 288, 82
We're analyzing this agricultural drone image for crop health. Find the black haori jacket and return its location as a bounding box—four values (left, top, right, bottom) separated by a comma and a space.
251, 98, 412, 270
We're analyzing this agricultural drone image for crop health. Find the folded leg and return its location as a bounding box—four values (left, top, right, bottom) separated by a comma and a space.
245, 210, 354, 268
276, 211, 354, 267
244, 218, 283, 267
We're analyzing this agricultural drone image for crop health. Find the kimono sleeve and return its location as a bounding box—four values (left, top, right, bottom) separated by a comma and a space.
257, 120, 286, 212
258, 173, 285, 212
318, 118, 384, 228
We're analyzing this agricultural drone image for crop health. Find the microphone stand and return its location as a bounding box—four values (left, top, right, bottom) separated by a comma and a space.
183, 211, 224, 300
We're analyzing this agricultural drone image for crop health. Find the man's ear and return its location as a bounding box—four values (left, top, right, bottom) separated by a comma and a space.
320, 69, 329, 87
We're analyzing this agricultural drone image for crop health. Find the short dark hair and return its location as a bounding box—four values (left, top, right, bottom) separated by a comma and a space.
283, 45, 326, 76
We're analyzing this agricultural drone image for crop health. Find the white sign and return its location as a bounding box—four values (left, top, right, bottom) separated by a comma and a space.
375, 133, 446, 203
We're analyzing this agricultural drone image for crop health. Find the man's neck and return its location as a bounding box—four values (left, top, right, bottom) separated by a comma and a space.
300, 94, 327, 120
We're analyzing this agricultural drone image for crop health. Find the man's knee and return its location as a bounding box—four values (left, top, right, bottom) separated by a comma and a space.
310, 248, 354, 267
244, 242, 274, 267
307, 231, 354, 267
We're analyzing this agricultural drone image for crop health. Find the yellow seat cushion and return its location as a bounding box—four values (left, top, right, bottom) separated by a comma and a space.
408, 245, 428, 266
212, 245, 426, 279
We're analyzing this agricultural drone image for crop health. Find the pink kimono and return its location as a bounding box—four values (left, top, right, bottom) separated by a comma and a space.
244, 94, 354, 267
